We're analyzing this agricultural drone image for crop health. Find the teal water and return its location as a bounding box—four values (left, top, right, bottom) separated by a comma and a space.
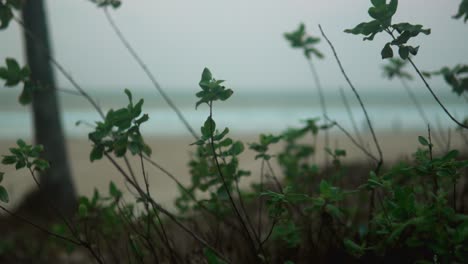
0, 88, 466, 139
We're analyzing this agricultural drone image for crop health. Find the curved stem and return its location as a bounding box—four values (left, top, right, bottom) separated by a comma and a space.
103, 9, 199, 139
14, 17, 105, 120
104, 153, 230, 263
318, 25, 383, 173
307, 60, 330, 167
406, 57, 468, 129
338, 87, 365, 147
400, 78, 444, 148
207, 102, 262, 260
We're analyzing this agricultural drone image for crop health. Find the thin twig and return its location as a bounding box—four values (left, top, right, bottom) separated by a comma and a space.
103, 8, 199, 139
318, 25, 383, 173
0, 204, 80, 246
338, 87, 365, 147
407, 57, 468, 129
207, 102, 261, 259
104, 153, 230, 263
307, 60, 330, 167
14, 17, 105, 120
325, 116, 378, 163
400, 78, 444, 148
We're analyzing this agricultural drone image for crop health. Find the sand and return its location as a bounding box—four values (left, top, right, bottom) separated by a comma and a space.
0, 130, 466, 210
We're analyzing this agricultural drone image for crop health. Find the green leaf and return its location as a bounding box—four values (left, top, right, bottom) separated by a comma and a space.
33, 159, 50, 171
398, 45, 409, 60
15, 159, 26, 170
345, 20, 381, 39
19, 82, 34, 105
0, 5, 13, 30
229, 141, 244, 156
202, 117, 216, 138
381, 43, 393, 59
109, 181, 122, 199
201, 68, 212, 84
418, 136, 429, 146
90, 145, 104, 162
124, 88, 133, 105
219, 138, 233, 147
334, 149, 346, 156
344, 238, 365, 257
371, 0, 385, 7
16, 139, 26, 148
0, 186, 9, 203
2, 155, 16, 165
135, 113, 149, 125
453, 0, 468, 22
6, 58, 20, 75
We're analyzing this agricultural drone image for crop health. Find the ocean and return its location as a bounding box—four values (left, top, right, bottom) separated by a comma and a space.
0, 87, 466, 139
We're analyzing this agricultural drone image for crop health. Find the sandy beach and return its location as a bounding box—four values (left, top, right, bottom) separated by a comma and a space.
0, 131, 466, 210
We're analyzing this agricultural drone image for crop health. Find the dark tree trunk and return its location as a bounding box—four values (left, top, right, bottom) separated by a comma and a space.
21, 0, 77, 216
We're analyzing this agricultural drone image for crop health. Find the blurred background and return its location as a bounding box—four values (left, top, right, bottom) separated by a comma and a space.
0, 0, 467, 208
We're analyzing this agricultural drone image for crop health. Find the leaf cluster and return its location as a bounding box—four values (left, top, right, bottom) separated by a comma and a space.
0, 0, 21, 30
382, 58, 413, 80
350, 138, 468, 262
0, 58, 34, 105
0, 139, 49, 203
1, 139, 49, 171
453, 0, 468, 23
88, 89, 151, 161
425, 64, 468, 96
195, 68, 233, 109
284, 23, 324, 60
345, 0, 430, 60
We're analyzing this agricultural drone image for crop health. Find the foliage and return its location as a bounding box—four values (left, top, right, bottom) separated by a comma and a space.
284, 23, 324, 60
425, 64, 468, 96
345, 0, 430, 60
453, 0, 468, 23
87, 89, 152, 161
0, 0, 21, 30
382, 58, 413, 80
0, 58, 34, 105
176, 68, 246, 217
0, 139, 49, 204
0, 1, 467, 263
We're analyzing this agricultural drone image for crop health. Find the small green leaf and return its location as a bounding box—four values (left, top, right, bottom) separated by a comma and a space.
109, 181, 122, 199
19, 81, 33, 105
2, 155, 16, 165
344, 238, 365, 257
398, 45, 409, 59
202, 117, 216, 138
201, 68, 212, 83
0, 186, 9, 203
229, 141, 244, 156
381, 43, 393, 59
453, 0, 468, 22
0, 5, 13, 30
418, 136, 429, 146
124, 88, 132, 104
16, 139, 26, 148
90, 145, 104, 162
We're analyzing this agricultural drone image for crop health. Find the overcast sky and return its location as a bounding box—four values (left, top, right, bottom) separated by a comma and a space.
1, 0, 467, 92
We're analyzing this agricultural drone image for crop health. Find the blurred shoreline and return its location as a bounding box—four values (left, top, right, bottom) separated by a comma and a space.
1, 131, 466, 211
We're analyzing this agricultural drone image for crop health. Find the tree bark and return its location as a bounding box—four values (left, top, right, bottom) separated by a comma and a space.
21, 0, 77, 216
